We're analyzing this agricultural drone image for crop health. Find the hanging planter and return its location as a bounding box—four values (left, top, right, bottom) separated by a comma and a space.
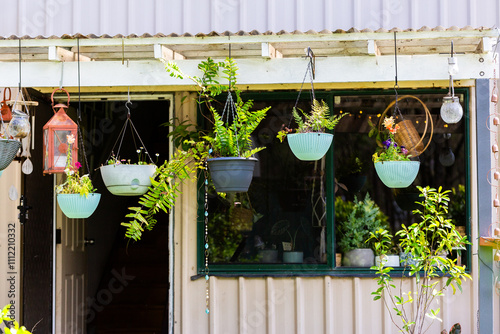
101, 164, 157, 196
374, 161, 420, 188
0, 139, 21, 171
57, 193, 101, 219
207, 157, 257, 193
100, 100, 157, 197
277, 49, 347, 161
287, 132, 333, 161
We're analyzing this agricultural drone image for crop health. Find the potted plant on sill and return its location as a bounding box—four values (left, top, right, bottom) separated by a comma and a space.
371, 116, 419, 188
100, 149, 157, 196
271, 219, 305, 263
368, 229, 400, 268
368, 186, 471, 334
336, 193, 389, 267
277, 99, 347, 161
56, 134, 101, 219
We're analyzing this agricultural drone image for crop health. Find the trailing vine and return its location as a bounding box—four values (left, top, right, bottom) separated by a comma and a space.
121, 58, 270, 240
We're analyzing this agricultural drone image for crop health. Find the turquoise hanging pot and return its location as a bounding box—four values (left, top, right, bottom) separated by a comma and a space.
374, 161, 420, 188
287, 132, 333, 161
57, 193, 101, 219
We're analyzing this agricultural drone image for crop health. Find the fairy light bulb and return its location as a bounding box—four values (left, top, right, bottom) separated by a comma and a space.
440, 95, 463, 124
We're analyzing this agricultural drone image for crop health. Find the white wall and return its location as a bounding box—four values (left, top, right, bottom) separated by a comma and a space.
1, 0, 499, 37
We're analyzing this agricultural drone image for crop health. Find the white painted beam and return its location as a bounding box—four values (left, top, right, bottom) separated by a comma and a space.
153, 44, 185, 60
0, 53, 492, 88
261, 42, 283, 59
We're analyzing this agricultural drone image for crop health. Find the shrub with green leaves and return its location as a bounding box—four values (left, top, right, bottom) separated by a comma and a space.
0, 305, 31, 334
335, 193, 389, 253
368, 186, 471, 334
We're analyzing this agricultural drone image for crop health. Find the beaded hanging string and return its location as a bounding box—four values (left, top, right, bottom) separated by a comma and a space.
204, 163, 210, 314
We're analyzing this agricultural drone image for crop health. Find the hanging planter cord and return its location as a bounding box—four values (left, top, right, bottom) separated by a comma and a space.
388, 32, 426, 159
285, 47, 316, 130
106, 92, 155, 165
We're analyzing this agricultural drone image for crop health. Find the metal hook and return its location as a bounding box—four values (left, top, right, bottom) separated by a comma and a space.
305, 47, 315, 80
125, 101, 132, 118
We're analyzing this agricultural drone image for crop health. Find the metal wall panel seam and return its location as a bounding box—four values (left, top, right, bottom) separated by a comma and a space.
266, 0, 274, 34
323, 276, 333, 334
240, 0, 247, 33
439, 0, 448, 29
467, 85, 480, 334
238, 277, 247, 334
296, 0, 303, 33
469, 0, 477, 28
295, 277, 305, 334
476, 78, 494, 334
353, 0, 361, 30
266, 277, 276, 334
353, 277, 362, 334
410, 0, 418, 29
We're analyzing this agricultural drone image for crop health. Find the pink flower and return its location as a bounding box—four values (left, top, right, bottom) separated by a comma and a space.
75, 161, 82, 169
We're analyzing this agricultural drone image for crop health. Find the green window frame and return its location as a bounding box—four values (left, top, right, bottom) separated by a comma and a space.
197, 88, 471, 277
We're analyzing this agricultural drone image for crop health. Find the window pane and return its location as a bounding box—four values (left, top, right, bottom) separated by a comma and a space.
207, 98, 329, 265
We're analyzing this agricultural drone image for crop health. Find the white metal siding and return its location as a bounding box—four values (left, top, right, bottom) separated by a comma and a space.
2, 0, 500, 37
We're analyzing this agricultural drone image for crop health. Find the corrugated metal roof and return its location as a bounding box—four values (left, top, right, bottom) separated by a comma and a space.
0, 26, 495, 63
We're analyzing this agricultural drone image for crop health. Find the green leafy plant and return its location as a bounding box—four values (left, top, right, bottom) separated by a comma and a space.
122, 58, 270, 241
371, 116, 411, 163
55, 134, 96, 196
368, 186, 471, 334
277, 99, 347, 142
336, 193, 389, 253
0, 304, 31, 334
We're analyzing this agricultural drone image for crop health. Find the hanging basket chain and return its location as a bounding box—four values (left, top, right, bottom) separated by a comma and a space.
203, 163, 210, 315
288, 47, 316, 129
107, 102, 155, 165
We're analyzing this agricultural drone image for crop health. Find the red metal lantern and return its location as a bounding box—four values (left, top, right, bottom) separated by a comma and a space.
1, 88, 12, 122
43, 88, 78, 174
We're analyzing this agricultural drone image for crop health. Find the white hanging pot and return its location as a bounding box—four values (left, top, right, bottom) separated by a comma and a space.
287, 132, 333, 161
100, 164, 157, 196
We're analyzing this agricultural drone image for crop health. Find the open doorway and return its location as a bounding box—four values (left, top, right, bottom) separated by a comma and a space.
59, 97, 172, 334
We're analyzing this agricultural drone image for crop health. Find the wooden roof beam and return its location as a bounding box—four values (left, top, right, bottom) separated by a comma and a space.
154, 44, 186, 60
48, 46, 92, 61
367, 40, 381, 56
261, 42, 283, 59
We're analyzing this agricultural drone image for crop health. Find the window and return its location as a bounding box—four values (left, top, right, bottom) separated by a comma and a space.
198, 89, 470, 275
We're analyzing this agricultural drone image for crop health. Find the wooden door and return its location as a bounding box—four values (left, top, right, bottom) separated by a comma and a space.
55, 192, 87, 334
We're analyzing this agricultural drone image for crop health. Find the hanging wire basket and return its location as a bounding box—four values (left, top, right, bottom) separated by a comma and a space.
378, 95, 434, 158
0, 139, 21, 171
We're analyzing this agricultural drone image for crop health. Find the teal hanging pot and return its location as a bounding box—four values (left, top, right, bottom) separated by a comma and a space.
0, 139, 21, 171
207, 157, 257, 193
374, 161, 420, 188
287, 132, 333, 161
57, 193, 101, 219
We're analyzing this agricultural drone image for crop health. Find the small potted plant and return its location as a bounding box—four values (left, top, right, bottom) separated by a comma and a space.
368, 229, 400, 268
271, 219, 304, 263
100, 148, 157, 196
369, 186, 471, 333
56, 134, 101, 219
371, 116, 420, 188
336, 193, 389, 267
277, 99, 347, 161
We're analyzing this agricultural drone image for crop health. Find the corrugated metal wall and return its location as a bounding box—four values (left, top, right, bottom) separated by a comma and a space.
173, 92, 483, 334
1, 0, 499, 37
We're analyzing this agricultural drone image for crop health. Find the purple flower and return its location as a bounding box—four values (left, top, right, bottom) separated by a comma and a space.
401, 147, 409, 155
75, 161, 82, 169
383, 139, 392, 149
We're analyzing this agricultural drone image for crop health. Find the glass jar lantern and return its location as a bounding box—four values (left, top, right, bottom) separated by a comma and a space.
7, 109, 31, 138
